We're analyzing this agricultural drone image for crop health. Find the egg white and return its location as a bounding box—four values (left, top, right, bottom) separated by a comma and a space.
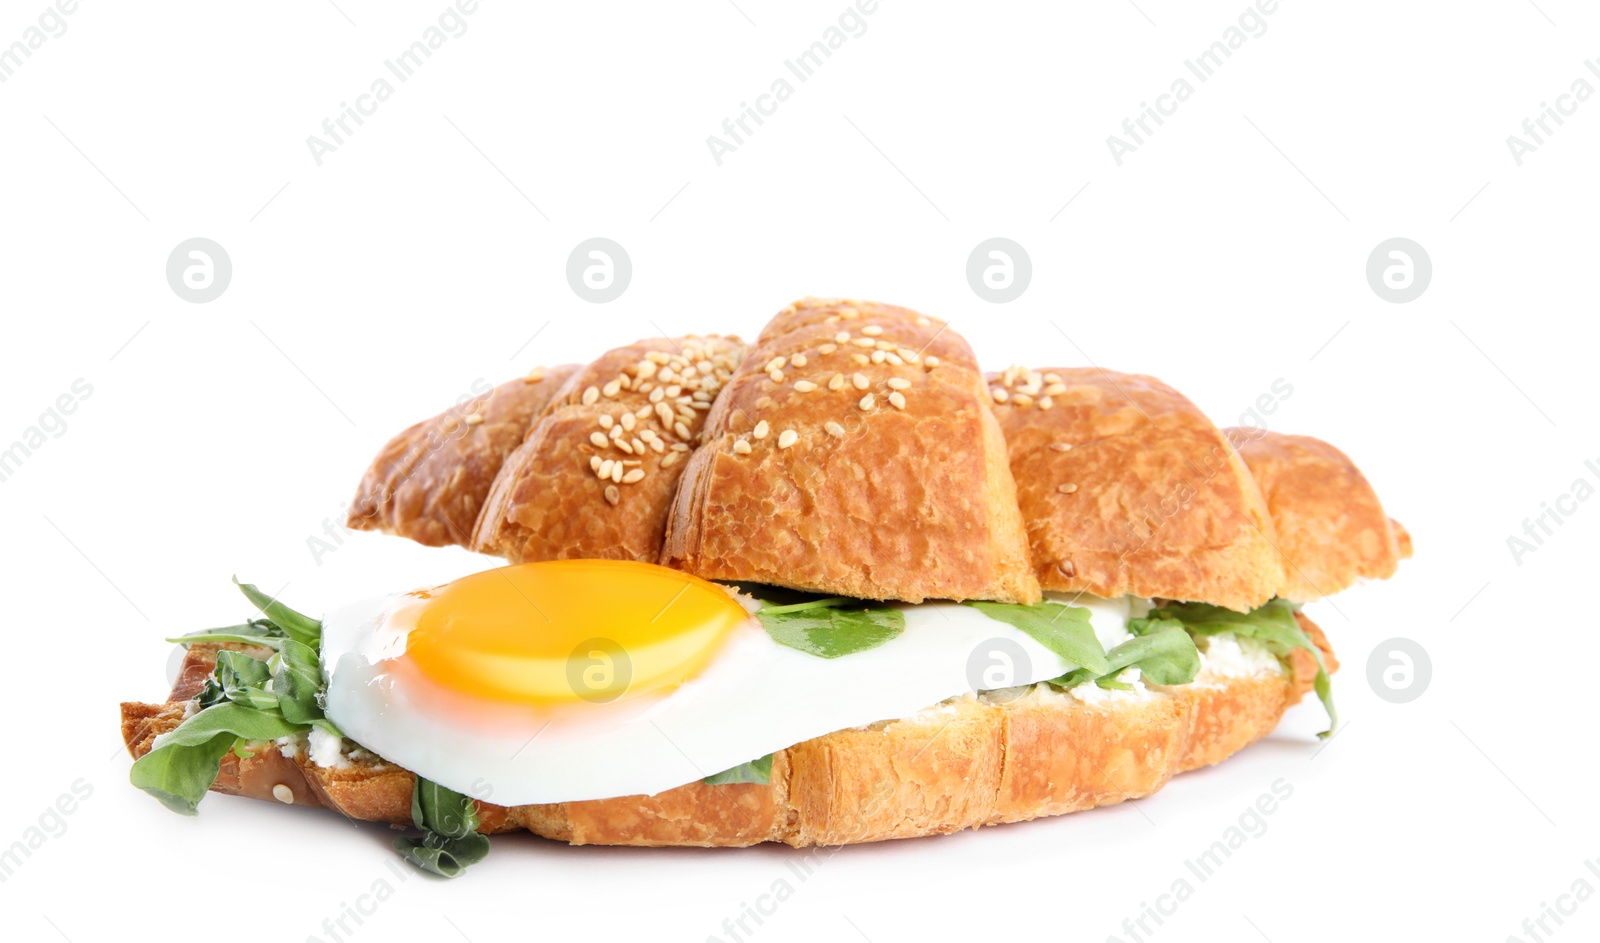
320, 590, 1132, 805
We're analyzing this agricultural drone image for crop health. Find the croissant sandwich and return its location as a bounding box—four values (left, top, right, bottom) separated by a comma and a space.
122, 298, 1409, 874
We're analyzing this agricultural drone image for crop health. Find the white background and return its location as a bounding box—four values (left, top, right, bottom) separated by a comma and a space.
2, 1, 1596, 940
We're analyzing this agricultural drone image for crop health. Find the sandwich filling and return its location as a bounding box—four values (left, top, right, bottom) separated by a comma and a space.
131, 567, 1332, 878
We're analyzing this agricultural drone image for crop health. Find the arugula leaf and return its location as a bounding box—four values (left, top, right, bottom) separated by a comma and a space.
168, 618, 287, 650
233, 577, 321, 647
393, 778, 491, 878
209, 650, 278, 711
1137, 599, 1337, 739
756, 600, 904, 658
963, 600, 1111, 676
129, 703, 303, 814
704, 754, 773, 785
1049, 625, 1200, 690
272, 638, 327, 726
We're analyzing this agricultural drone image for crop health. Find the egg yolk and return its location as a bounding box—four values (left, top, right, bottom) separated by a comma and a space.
396, 560, 750, 705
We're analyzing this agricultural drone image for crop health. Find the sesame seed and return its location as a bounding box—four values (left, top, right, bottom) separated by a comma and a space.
631, 437, 645, 453
675, 395, 693, 405
598, 459, 615, 479
851, 354, 869, 366
1039, 396, 1054, 410
925, 356, 940, 368
852, 337, 877, 348
778, 429, 798, 449
859, 393, 876, 410
636, 360, 658, 380
620, 412, 637, 432
616, 438, 635, 454
992, 388, 1009, 403
825, 421, 846, 437
589, 455, 601, 471
829, 373, 846, 391
272, 784, 293, 804
1045, 383, 1068, 396
765, 356, 787, 372
690, 401, 710, 411
1050, 442, 1073, 452
887, 377, 912, 390
649, 437, 665, 453
671, 443, 690, 452
603, 379, 622, 397
622, 469, 645, 484
661, 450, 681, 467
589, 432, 610, 448
465, 412, 484, 426
604, 484, 621, 505
598, 414, 614, 429
611, 462, 623, 482
656, 403, 675, 427
791, 354, 807, 367
852, 372, 869, 390
692, 390, 713, 402
675, 421, 692, 440
753, 420, 770, 439
794, 379, 817, 392
524, 368, 545, 384
839, 306, 859, 318
1043, 373, 1062, 384
582, 386, 600, 405
886, 353, 904, 366
768, 369, 785, 383
861, 325, 883, 336
915, 316, 931, 326
609, 424, 624, 440
888, 391, 907, 410
1057, 483, 1079, 494
870, 351, 886, 364
819, 343, 838, 355
1012, 394, 1034, 408
875, 340, 895, 351
733, 438, 753, 455
835, 331, 851, 344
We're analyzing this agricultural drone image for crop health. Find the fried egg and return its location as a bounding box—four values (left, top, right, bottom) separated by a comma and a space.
321, 560, 1133, 805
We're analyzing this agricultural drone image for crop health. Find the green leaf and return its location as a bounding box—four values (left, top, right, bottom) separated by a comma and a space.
394, 778, 490, 878
129, 733, 236, 815
393, 831, 491, 878
233, 578, 321, 647
129, 703, 303, 814
168, 619, 286, 650
1105, 625, 1201, 686
963, 600, 1111, 676
1139, 599, 1337, 739
273, 638, 327, 726
756, 604, 904, 659
211, 650, 276, 710
704, 754, 773, 785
